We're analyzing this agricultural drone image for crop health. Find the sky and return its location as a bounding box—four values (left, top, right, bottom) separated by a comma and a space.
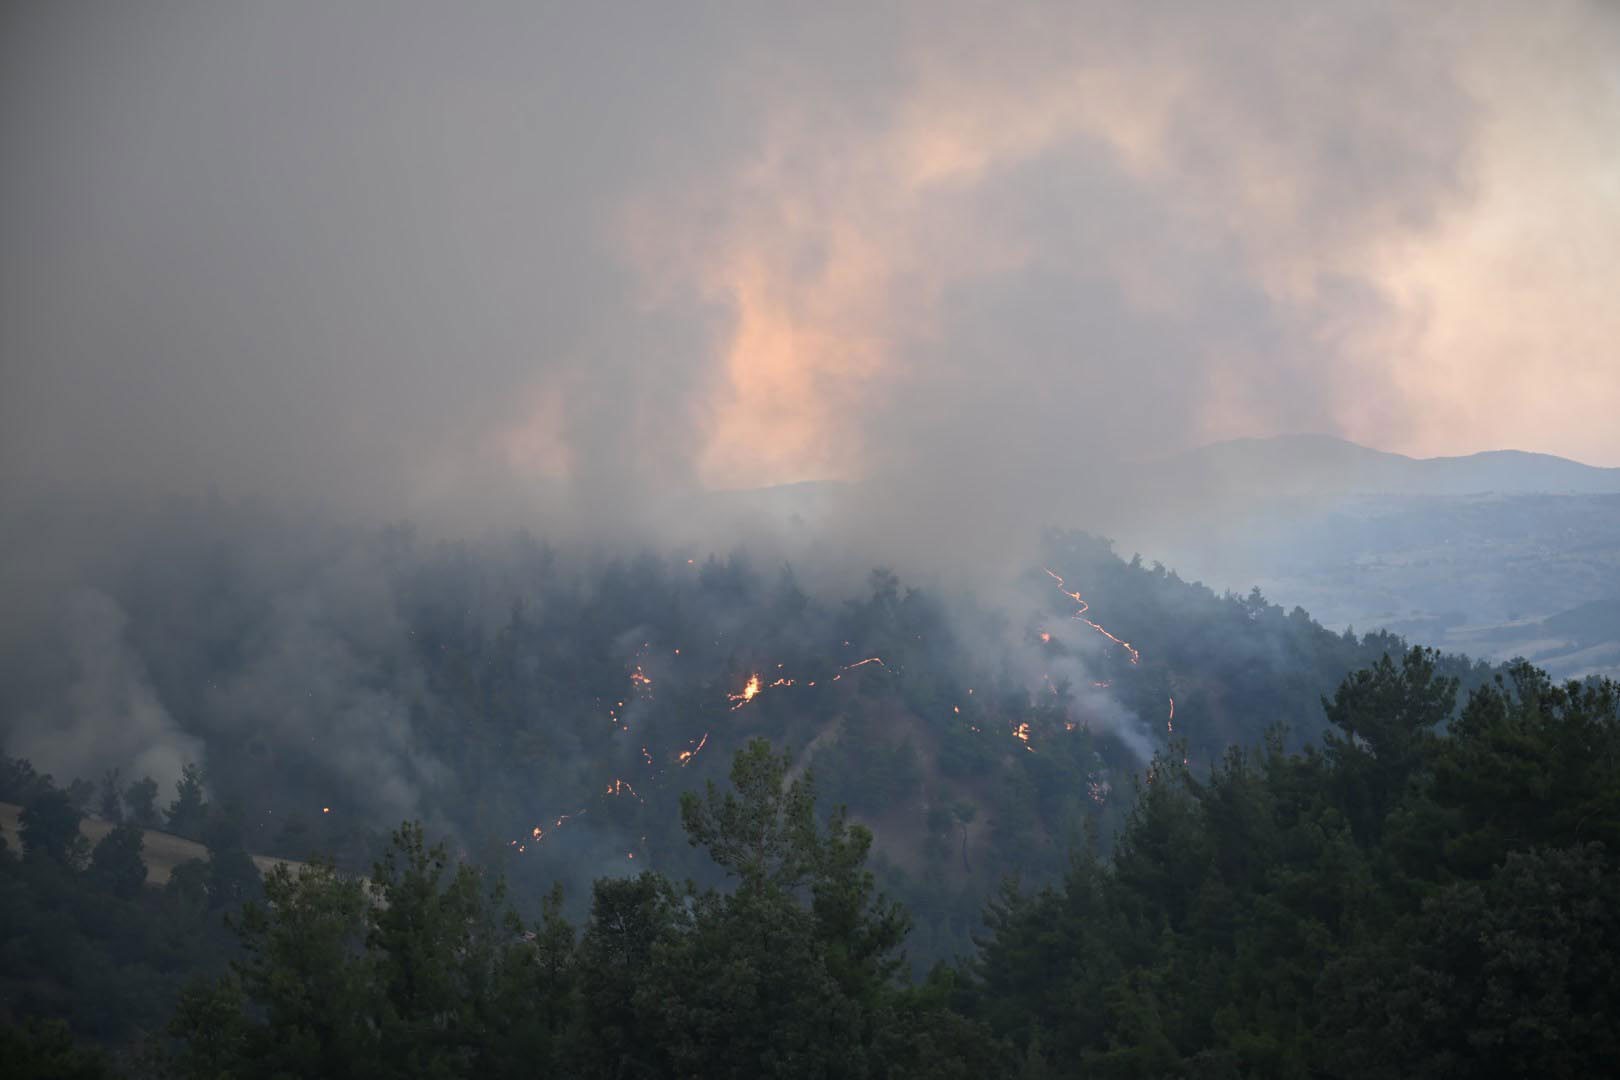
4, 0, 1619, 537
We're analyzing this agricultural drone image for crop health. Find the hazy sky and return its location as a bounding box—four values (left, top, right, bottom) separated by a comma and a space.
4, 0, 1618, 528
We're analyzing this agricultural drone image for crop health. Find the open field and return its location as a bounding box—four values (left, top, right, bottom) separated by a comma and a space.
0, 802, 306, 886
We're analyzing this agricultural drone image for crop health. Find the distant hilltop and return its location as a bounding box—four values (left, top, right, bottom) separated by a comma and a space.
1133, 434, 1620, 502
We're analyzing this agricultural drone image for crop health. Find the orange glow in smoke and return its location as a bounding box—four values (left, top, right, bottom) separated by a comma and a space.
1043, 568, 1141, 665
728, 673, 763, 710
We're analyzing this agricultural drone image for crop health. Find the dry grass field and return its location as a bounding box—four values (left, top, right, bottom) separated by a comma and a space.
0, 802, 305, 886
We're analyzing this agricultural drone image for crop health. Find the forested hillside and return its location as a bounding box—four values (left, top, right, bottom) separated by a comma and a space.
1, 507, 1490, 966
5, 650, 1616, 1078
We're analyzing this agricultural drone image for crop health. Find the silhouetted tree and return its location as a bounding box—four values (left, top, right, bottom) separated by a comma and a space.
165, 763, 208, 838
96, 769, 123, 823
124, 776, 160, 827
20, 788, 87, 868
88, 823, 147, 898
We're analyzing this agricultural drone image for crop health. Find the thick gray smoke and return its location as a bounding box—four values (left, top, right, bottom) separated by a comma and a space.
3, 1, 1618, 792
5, 2, 1617, 531
10, 590, 202, 796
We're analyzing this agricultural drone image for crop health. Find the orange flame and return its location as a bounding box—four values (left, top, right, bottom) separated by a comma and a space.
678, 731, 710, 766
1043, 568, 1140, 664
1013, 721, 1034, 751
728, 673, 763, 710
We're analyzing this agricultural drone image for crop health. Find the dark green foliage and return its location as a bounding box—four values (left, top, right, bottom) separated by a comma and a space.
8, 653, 1619, 1077
164, 764, 207, 839
679, 739, 822, 889
184, 859, 374, 1078
0, 1019, 117, 1079
0, 755, 49, 802
649, 740, 916, 1078
1321, 647, 1456, 843
66, 777, 97, 812
573, 872, 679, 1076
205, 845, 262, 910
197, 805, 264, 910
162, 740, 964, 1079
1, 514, 1606, 1075
0, 785, 239, 1050
1322, 843, 1620, 1079
98, 769, 124, 824
122, 777, 159, 828
1428, 663, 1620, 871
21, 788, 88, 868
365, 823, 509, 1078
89, 824, 147, 899
971, 659, 1620, 1079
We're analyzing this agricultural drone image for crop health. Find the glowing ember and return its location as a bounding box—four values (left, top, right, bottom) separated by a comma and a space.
728, 673, 762, 709
520, 644, 895, 859
1043, 567, 1141, 664
512, 806, 589, 853
678, 731, 709, 766
832, 657, 883, 681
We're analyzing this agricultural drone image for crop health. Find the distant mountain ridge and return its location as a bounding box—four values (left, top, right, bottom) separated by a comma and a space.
1137, 434, 1620, 501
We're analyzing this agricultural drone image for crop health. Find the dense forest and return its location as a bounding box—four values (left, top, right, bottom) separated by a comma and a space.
21, 506, 1616, 1076
4, 647, 1618, 1077
2, 506, 1492, 961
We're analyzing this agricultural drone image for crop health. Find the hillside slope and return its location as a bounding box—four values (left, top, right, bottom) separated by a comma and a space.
1136, 434, 1620, 501
0, 506, 1492, 963
0, 802, 303, 885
